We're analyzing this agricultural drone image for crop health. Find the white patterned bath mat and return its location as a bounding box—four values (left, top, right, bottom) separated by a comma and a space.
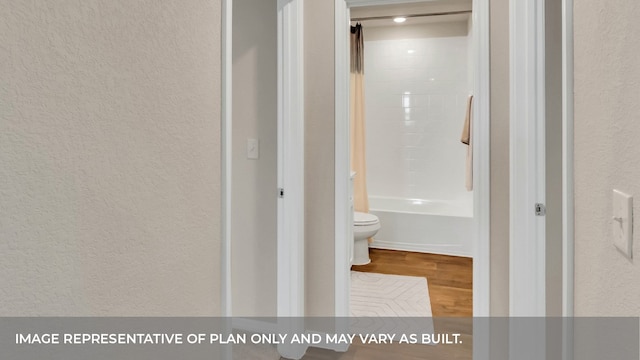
350, 271, 433, 317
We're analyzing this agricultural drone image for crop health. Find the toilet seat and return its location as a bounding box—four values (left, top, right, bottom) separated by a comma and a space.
354, 212, 379, 226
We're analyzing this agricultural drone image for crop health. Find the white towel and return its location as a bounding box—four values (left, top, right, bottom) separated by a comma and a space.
462, 95, 473, 191
461, 95, 473, 145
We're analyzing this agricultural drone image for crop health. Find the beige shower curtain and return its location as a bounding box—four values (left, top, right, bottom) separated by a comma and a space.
350, 24, 369, 216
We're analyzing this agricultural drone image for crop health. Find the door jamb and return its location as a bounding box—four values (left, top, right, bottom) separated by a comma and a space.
561, 0, 574, 320
508, 0, 546, 317
276, 0, 306, 358
221, 0, 232, 318
334, 0, 351, 321
561, 0, 574, 358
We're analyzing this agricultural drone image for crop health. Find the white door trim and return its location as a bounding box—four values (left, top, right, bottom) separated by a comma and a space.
471, 0, 492, 319
277, 0, 305, 320
220, 3, 233, 359
509, 0, 546, 317
277, 1, 306, 358
470, 1, 492, 358
334, 0, 351, 321
561, 0, 574, 319
561, 0, 574, 358
221, 0, 232, 318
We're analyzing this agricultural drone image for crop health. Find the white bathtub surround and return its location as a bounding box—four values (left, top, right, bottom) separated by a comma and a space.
360, 24, 474, 258
364, 31, 472, 205
369, 196, 473, 257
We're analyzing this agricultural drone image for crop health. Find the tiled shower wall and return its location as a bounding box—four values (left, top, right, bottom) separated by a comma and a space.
364, 31, 471, 202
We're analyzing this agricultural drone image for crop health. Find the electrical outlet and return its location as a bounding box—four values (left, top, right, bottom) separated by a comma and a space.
612, 189, 633, 258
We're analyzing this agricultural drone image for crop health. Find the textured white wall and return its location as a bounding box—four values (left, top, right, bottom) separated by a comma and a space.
364, 28, 471, 204
574, 1, 640, 315
0, 0, 221, 316
231, 0, 277, 317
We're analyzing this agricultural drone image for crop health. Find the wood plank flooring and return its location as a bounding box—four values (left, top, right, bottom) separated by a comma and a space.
301, 249, 473, 360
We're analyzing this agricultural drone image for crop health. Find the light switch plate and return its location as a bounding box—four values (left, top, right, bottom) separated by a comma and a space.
612, 189, 633, 258
247, 138, 259, 160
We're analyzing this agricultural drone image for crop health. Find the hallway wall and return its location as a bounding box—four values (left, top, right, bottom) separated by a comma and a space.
574, 0, 640, 315
0, 0, 222, 316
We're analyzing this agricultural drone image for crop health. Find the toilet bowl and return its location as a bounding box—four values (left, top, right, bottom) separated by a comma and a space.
353, 211, 380, 265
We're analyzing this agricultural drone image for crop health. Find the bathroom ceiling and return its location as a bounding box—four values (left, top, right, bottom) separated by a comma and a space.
350, 0, 472, 27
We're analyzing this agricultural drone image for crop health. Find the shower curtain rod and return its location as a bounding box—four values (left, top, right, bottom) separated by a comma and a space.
351, 10, 471, 22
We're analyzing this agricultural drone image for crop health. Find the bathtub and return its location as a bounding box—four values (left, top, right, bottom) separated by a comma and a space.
368, 196, 474, 258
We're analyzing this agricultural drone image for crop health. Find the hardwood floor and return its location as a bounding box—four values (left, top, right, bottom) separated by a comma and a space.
351, 249, 473, 317
300, 249, 473, 360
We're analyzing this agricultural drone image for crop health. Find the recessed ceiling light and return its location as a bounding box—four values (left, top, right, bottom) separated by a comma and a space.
393, 17, 407, 23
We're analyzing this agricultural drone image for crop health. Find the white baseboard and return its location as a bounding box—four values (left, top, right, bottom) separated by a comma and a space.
306, 331, 350, 353
231, 318, 278, 334
231, 320, 349, 356
370, 240, 473, 258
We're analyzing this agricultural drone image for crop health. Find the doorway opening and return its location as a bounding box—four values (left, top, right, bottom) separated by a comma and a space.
334, 0, 491, 321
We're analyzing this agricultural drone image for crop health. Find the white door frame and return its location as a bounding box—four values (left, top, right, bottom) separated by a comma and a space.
276, 0, 305, 321
561, 0, 574, 358
471, 0, 492, 319
276, 0, 306, 358
334, 0, 351, 320
509, 0, 575, 320
276, 0, 306, 359
221, 0, 232, 318
509, 0, 546, 317
335, 0, 492, 318
508, 0, 575, 354
561, 0, 574, 319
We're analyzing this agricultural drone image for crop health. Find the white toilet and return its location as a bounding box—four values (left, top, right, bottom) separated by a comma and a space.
353, 211, 380, 265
